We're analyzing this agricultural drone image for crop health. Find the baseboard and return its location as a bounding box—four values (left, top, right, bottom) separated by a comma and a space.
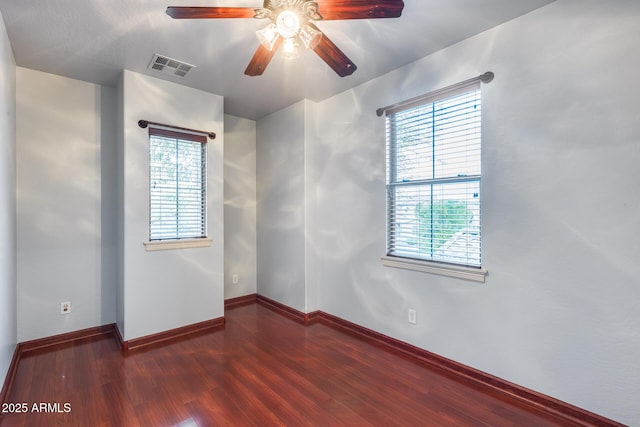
113, 324, 125, 350
256, 297, 625, 427
256, 294, 321, 324
121, 317, 225, 351
19, 324, 116, 354
224, 293, 257, 309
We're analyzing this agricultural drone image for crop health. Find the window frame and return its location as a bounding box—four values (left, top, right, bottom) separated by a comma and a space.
382, 81, 487, 282
143, 126, 211, 251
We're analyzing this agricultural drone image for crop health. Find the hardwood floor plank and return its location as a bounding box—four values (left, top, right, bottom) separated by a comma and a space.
1, 303, 605, 426
245, 345, 374, 426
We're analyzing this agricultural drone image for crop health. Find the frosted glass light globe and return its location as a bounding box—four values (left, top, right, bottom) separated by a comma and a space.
276, 10, 301, 39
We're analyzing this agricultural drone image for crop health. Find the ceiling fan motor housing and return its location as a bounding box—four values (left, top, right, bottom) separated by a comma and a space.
254, 0, 323, 23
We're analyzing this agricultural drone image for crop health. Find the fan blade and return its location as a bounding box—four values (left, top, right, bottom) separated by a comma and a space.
245, 38, 283, 76
166, 7, 256, 19
318, 0, 404, 20
310, 26, 357, 77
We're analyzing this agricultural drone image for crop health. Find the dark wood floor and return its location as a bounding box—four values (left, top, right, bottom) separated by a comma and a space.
1, 303, 573, 426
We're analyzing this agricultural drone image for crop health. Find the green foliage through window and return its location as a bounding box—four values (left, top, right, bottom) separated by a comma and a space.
411, 200, 472, 252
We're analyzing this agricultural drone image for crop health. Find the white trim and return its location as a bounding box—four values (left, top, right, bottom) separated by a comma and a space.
381, 255, 487, 283
144, 237, 212, 252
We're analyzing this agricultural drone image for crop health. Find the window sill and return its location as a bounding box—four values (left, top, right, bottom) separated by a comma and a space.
381, 255, 487, 283
144, 238, 212, 252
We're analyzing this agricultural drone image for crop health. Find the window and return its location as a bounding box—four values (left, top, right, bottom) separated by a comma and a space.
385, 81, 482, 271
148, 127, 207, 242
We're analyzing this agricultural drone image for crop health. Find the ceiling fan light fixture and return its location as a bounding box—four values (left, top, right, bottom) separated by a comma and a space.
298, 24, 322, 49
256, 23, 279, 51
281, 37, 300, 60
276, 10, 301, 39
166, 0, 405, 77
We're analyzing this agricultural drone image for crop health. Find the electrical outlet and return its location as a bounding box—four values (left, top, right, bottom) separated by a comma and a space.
232, 274, 239, 284
408, 308, 417, 325
60, 301, 71, 314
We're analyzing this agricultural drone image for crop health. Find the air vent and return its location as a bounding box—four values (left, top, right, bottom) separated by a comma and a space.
148, 54, 195, 78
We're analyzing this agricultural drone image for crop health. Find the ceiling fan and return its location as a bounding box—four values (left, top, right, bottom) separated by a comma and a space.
166, 0, 405, 77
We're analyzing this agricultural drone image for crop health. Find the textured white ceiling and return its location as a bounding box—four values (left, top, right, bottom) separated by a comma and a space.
0, 0, 555, 119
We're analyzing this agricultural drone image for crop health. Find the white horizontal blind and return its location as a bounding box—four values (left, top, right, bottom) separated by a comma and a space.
386, 82, 482, 267
149, 128, 207, 241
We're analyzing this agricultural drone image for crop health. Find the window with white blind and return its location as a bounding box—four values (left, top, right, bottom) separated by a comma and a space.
148, 127, 207, 242
385, 81, 483, 272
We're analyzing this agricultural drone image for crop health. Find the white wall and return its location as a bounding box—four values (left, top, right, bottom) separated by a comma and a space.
256, 102, 307, 311
0, 9, 16, 387
224, 114, 257, 300
115, 74, 125, 337
294, 0, 639, 424
303, 100, 319, 313
16, 68, 116, 342
119, 71, 224, 341
100, 86, 117, 327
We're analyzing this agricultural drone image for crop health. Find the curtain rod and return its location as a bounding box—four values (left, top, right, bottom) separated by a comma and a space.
376, 71, 494, 117
138, 120, 216, 140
